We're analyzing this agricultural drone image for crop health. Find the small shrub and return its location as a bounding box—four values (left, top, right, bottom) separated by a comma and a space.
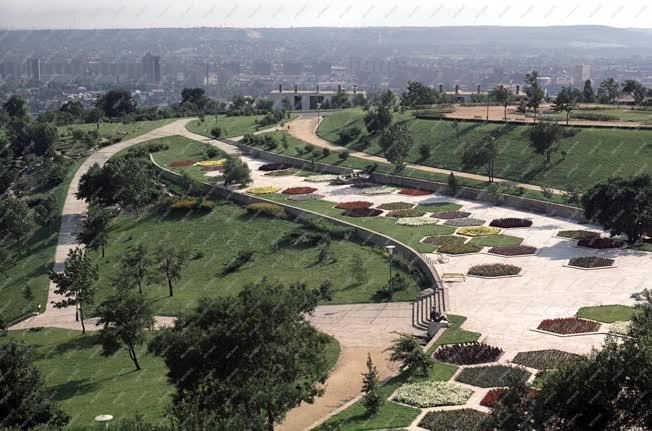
577, 237, 624, 249
468, 263, 521, 277
489, 218, 533, 228
433, 342, 503, 365
282, 187, 317, 195
167, 197, 215, 211
537, 317, 600, 334
458, 226, 500, 237
205, 147, 220, 158
431, 211, 471, 219
557, 230, 601, 240
376, 202, 415, 211
439, 243, 483, 255
418, 143, 431, 159
258, 162, 292, 171
419, 409, 488, 431
398, 188, 431, 196
386, 208, 427, 218
318, 246, 337, 264
568, 256, 615, 268
210, 127, 222, 138
334, 201, 372, 209
489, 245, 537, 256
322, 147, 330, 157
455, 365, 530, 388
343, 208, 383, 217
392, 381, 473, 408
337, 126, 362, 143
422, 235, 467, 246
447, 172, 459, 195
245, 203, 287, 219
338, 151, 350, 160
511, 349, 582, 370
444, 218, 486, 227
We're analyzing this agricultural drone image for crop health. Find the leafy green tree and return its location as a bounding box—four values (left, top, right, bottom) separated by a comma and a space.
352, 93, 367, 107
489, 85, 514, 122
524, 71, 545, 122
622, 79, 647, 106
316, 279, 333, 301
49, 247, 98, 334
361, 354, 384, 416
0, 343, 70, 429
0, 195, 34, 255
180, 88, 209, 110
386, 333, 433, 375
123, 244, 154, 294
2, 95, 28, 118
597, 78, 621, 107
581, 175, 652, 243
418, 143, 431, 160
149, 279, 331, 431
552, 86, 581, 125
583, 79, 595, 103
156, 245, 190, 297
380, 123, 414, 171
527, 120, 562, 162
76, 200, 115, 257
364, 90, 395, 133
331, 88, 351, 109
96, 89, 136, 117
401, 81, 435, 108
29, 122, 59, 156
447, 172, 459, 195
223, 154, 252, 186
462, 137, 497, 182
96, 288, 156, 371
32, 193, 58, 227
0, 131, 17, 194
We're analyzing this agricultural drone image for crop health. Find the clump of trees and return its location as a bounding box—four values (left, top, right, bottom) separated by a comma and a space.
463, 137, 497, 182
364, 90, 395, 133
527, 120, 562, 163
379, 122, 414, 171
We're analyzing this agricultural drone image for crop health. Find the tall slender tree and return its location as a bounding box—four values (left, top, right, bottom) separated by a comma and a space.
361, 354, 384, 416
156, 245, 190, 297
123, 244, 154, 294
0, 195, 34, 255
76, 200, 115, 257
524, 71, 545, 123
489, 85, 514, 122
583, 79, 595, 103
463, 137, 497, 182
527, 120, 562, 162
552, 87, 581, 125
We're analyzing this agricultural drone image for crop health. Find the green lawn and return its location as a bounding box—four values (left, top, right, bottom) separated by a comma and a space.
575, 305, 637, 323
318, 109, 652, 192
426, 314, 481, 354
186, 113, 298, 139
537, 108, 652, 123
629, 239, 652, 252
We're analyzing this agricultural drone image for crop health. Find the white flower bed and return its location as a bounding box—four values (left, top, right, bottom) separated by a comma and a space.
392, 381, 473, 408
304, 174, 339, 182
360, 186, 397, 195
609, 321, 631, 336
287, 193, 324, 201
396, 216, 440, 226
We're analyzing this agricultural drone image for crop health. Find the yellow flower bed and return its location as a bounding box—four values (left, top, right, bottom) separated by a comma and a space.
195, 159, 225, 167
246, 186, 280, 194
457, 226, 501, 237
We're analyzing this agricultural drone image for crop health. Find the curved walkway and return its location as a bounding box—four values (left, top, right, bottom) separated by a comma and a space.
287, 114, 565, 195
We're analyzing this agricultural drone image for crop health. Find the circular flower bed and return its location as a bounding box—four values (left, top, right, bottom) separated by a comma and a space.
386, 208, 427, 218
195, 159, 225, 167
609, 321, 631, 336
537, 317, 600, 334
445, 218, 486, 227
511, 349, 582, 370
419, 409, 488, 431
455, 365, 531, 388
245, 186, 280, 194
398, 188, 431, 196
431, 211, 471, 219
343, 208, 383, 217
433, 342, 503, 365
396, 217, 440, 226
422, 235, 467, 246
489, 218, 533, 228
489, 245, 537, 256
258, 162, 292, 171
167, 160, 195, 167
360, 186, 396, 195
468, 263, 521, 277
304, 174, 338, 182
377, 202, 415, 211
577, 237, 624, 249
287, 193, 324, 201
392, 381, 473, 408
568, 256, 615, 268
458, 226, 500, 237
334, 201, 373, 209
282, 187, 317, 195
439, 243, 483, 255
557, 230, 602, 240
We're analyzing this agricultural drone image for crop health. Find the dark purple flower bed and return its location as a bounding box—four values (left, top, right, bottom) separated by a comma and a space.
512, 349, 582, 370
343, 208, 383, 217
431, 211, 471, 219
258, 162, 292, 171
577, 237, 624, 249
334, 201, 373, 209
568, 256, 615, 268
537, 317, 601, 334
439, 243, 483, 255
489, 218, 533, 228
557, 230, 601, 240
468, 263, 521, 277
433, 342, 503, 365
489, 245, 537, 256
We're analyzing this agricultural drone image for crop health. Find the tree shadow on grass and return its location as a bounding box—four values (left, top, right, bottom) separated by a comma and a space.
49, 333, 101, 356
49, 379, 98, 402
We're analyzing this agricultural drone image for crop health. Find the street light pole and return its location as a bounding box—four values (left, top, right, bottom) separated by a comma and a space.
316, 102, 322, 134
384, 245, 395, 291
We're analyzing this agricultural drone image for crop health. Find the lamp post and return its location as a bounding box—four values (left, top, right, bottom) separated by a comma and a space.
316, 102, 322, 134
384, 245, 395, 291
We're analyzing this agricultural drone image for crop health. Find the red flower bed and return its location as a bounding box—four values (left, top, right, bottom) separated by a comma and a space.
334, 201, 373, 209
201, 165, 224, 171
282, 187, 317, 195
167, 160, 195, 167
489, 218, 533, 228
577, 237, 624, 249
481, 388, 539, 408
398, 188, 431, 196
343, 208, 383, 217
433, 342, 503, 365
537, 317, 600, 335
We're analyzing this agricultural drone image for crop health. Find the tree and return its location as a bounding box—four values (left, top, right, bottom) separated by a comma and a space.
489, 85, 513, 122
361, 354, 383, 416
223, 154, 252, 186
0, 343, 70, 429
96, 89, 136, 117
364, 90, 395, 133
96, 288, 155, 371
149, 279, 331, 431
552, 86, 581, 125
123, 244, 154, 294
49, 247, 98, 334
0, 195, 34, 255
0, 131, 17, 194
331, 88, 351, 109
352, 93, 367, 107
386, 333, 433, 375
29, 121, 59, 156
379, 123, 414, 171
156, 245, 189, 297
462, 137, 497, 181
181, 88, 208, 110
622, 79, 647, 107
401, 81, 434, 109
527, 120, 562, 162
3, 95, 28, 118
581, 175, 652, 243
76, 200, 115, 257
33, 193, 58, 227
418, 143, 431, 160
524, 71, 544, 122
583, 79, 595, 103
447, 172, 459, 195
210, 127, 222, 138
597, 78, 621, 107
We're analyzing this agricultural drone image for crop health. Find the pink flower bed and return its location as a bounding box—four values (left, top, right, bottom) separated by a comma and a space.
537, 317, 600, 334
398, 188, 432, 196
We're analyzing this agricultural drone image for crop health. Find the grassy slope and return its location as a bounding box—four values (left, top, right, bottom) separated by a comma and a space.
185, 113, 298, 139
318, 109, 652, 192
537, 108, 652, 123
575, 305, 637, 323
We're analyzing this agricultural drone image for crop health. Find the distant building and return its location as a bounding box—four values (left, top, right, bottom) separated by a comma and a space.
142, 53, 161, 83
312, 62, 332, 76
575, 64, 591, 83
28, 58, 41, 81
253, 61, 272, 75
283, 62, 303, 75
270, 84, 364, 111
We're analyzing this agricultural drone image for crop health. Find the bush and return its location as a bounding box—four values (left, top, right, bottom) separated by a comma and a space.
245, 203, 287, 218
321, 147, 330, 157
337, 126, 362, 143
458, 226, 500, 237
282, 187, 317, 195
511, 349, 582, 370
489, 218, 533, 228
418, 143, 431, 159
280, 229, 330, 248
431, 211, 471, 219
444, 218, 486, 227
334, 201, 372, 209
398, 188, 431, 196
338, 151, 350, 160
439, 243, 483, 255
302, 216, 354, 240
577, 237, 624, 249
419, 409, 488, 431
343, 208, 383, 217
376, 202, 415, 211
205, 147, 220, 158
573, 112, 619, 121
468, 263, 521, 277
557, 230, 601, 240
167, 197, 215, 211
537, 317, 600, 334
422, 235, 467, 246
392, 381, 473, 408
258, 162, 292, 171
489, 245, 537, 256
386, 208, 427, 218
433, 342, 503, 365
210, 127, 222, 138
455, 365, 531, 388
568, 256, 615, 268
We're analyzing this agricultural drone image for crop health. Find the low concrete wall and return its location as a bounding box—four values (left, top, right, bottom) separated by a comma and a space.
151, 155, 447, 311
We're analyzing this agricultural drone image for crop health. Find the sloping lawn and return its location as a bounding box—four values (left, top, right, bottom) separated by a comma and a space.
186, 113, 298, 139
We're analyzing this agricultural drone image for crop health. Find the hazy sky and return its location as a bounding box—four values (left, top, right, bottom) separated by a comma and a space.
1, 0, 651, 29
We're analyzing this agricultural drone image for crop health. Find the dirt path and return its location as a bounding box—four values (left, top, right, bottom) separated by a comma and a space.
287, 114, 565, 195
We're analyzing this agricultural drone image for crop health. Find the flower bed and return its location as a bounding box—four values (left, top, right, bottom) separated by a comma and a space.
195, 159, 225, 167
246, 186, 280, 194
458, 226, 500, 237
343, 208, 383, 217
303, 174, 339, 182
489, 245, 537, 256
258, 162, 292, 171
567, 256, 615, 268
419, 409, 488, 431
445, 218, 486, 227
511, 349, 582, 370
282, 187, 317, 195
480, 388, 539, 408
167, 197, 215, 211
287, 194, 324, 201
536, 317, 601, 335
386, 208, 427, 218
398, 188, 432, 196
609, 321, 631, 336
396, 217, 440, 226
360, 186, 396, 195
577, 237, 624, 249
264, 169, 296, 176
334, 201, 373, 209
455, 365, 531, 388
468, 263, 521, 277
439, 243, 483, 255
422, 235, 467, 246
376, 202, 415, 211
244, 203, 287, 219
433, 342, 503, 365
167, 160, 195, 167
431, 211, 472, 219
392, 381, 473, 408
489, 218, 533, 228
200, 165, 224, 172
557, 230, 602, 240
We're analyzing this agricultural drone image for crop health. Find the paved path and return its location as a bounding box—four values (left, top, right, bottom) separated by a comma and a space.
287, 114, 565, 195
